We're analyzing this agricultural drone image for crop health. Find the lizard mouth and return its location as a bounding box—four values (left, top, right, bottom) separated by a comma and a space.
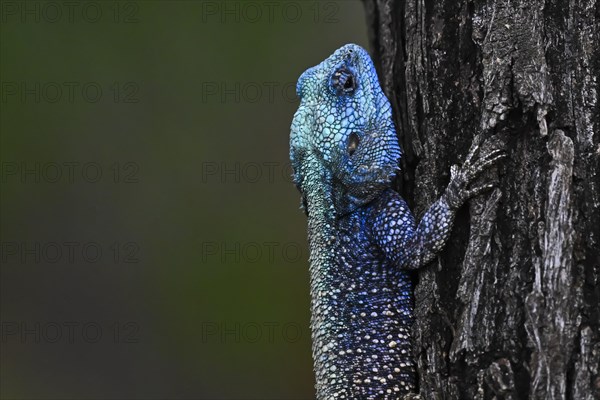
355, 164, 398, 180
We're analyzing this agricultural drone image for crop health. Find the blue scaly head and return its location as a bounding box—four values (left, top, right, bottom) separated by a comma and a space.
290, 44, 401, 216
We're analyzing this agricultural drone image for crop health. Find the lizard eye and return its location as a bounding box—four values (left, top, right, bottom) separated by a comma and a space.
331, 66, 356, 95
347, 132, 360, 155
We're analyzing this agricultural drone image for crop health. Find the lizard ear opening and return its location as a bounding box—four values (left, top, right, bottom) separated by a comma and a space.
347, 132, 360, 156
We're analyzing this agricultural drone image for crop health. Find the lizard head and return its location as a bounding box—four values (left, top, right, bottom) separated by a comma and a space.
290, 44, 401, 216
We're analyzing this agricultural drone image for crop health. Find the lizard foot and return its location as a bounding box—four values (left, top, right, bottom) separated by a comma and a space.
445, 137, 505, 209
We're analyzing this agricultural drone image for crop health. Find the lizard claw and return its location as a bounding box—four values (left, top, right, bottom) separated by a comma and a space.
466, 149, 506, 181
464, 182, 497, 199
463, 134, 482, 166
450, 164, 460, 179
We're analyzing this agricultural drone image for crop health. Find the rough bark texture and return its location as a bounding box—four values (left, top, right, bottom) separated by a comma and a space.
363, 0, 600, 398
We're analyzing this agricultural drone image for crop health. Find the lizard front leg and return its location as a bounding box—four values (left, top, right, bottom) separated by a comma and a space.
372, 138, 505, 270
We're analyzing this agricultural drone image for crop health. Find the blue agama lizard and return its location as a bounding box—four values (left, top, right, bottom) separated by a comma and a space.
290, 44, 504, 399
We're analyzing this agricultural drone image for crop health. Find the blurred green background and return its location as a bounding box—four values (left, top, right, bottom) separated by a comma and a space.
0, 1, 368, 398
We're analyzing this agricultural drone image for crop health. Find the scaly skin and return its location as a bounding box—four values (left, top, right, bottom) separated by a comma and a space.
290, 44, 503, 399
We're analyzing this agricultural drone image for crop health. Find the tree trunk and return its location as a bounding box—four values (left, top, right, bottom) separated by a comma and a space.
362, 0, 600, 398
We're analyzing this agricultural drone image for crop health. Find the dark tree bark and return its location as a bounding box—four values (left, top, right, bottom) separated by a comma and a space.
362, 1, 600, 398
